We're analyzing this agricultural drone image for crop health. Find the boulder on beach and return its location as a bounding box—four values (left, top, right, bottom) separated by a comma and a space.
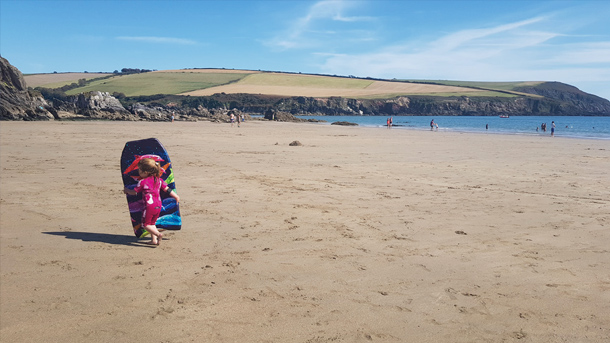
331, 121, 358, 126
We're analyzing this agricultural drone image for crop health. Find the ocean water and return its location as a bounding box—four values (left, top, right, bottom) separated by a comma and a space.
295, 115, 610, 140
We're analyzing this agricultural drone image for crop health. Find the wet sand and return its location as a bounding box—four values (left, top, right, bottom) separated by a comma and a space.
1, 120, 609, 342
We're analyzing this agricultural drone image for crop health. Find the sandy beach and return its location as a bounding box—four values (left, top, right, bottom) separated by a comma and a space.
1, 120, 609, 342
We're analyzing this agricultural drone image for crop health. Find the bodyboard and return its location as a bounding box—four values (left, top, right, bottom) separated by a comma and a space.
120, 138, 181, 238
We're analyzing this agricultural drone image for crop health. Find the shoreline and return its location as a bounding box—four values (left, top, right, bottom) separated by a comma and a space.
1, 120, 609, 342
293, 115, 610, 140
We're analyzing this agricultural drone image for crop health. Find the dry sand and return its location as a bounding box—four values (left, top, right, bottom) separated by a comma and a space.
1, 120, 609, 343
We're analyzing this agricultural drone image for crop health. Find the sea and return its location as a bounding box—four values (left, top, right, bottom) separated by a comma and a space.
294, 115, 610, 140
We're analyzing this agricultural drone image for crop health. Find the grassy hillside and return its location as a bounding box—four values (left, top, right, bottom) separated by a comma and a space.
407, 80, 545, 94
64, 71, 249, 96
30, 69, 528, 98
177, 72, 512, 98
238, 73, 374, 89
24, 73, 110, 88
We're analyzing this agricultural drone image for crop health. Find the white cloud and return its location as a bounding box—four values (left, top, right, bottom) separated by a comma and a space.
545, 42, 610, 65
264, 0, 374, 50
116, 36, 197, 45
307, 0, 374, 23
428, 16, 547, 53
318, 15, 610, 86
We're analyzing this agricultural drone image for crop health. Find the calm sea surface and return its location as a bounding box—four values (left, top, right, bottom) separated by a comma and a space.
295, 115, 610, 140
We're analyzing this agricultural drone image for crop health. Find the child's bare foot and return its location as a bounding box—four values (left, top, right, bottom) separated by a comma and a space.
157, 233, 163, 246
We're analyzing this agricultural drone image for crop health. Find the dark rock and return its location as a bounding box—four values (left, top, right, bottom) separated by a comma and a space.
331, 121, 358, 126
264, 109, 306, 122
289, 141, 303, 146
1, 56, 53, 120
75, 91, 132, 119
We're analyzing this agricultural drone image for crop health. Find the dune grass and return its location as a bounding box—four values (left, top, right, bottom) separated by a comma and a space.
65, 72, 250, 96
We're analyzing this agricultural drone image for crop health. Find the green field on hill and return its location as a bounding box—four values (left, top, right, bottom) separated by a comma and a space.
405, 80, 544, 92
33, 69, 535, 98
65, 72, 249, 96
238, 73, 374, 89
357, 90, 518, 99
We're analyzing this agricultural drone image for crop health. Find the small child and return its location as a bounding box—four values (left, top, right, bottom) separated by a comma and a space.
124, 158, 180, 245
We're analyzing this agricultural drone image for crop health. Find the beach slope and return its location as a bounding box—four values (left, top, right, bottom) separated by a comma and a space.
1, 121, 609, 342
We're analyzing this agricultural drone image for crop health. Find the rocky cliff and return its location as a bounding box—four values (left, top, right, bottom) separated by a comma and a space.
160, 85, 610, 117
0, 56, 53, 120
1, 57, 136, 120
513, 82, 610, 114
264, 91, 610, 116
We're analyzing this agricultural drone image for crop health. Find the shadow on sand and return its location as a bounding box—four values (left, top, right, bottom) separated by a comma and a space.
44, 231, 154, 247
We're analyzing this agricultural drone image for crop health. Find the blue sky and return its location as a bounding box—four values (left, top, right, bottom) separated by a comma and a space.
1, 0, 609, 100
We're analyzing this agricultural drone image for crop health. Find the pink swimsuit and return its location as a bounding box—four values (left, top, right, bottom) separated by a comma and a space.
134, 176, 168, 226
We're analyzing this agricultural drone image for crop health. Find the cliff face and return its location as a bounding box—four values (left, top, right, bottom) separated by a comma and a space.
513, 82, 610, 115
265, 92, 610, 116
0, 56, 53, 120
187, 84, 610, 117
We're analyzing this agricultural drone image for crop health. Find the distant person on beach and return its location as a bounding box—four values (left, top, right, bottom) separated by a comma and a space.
551, 121, 555, 137
171, 112, 175, 123
486, 124, 489, 130
237, 113, 241, 128
123, 158, 180, 246
387, 117, 391, 129
430, 119, 435, 131
241, 114, 245, 122
230, 113, 235, 127
435, 123, 439, 131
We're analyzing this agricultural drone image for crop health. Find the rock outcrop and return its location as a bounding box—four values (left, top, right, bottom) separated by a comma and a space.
47, 91, 137, 120
331, 121, 358, 126
76, 91, 131, 117
0, 56, 53, 120
263, 108, 306, 122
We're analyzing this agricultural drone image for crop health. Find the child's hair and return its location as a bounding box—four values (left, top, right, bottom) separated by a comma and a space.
138, 158, 162, 179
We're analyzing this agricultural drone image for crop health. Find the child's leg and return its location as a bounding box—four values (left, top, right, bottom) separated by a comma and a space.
145, 225, 163, 245
142, 207, 163, 245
